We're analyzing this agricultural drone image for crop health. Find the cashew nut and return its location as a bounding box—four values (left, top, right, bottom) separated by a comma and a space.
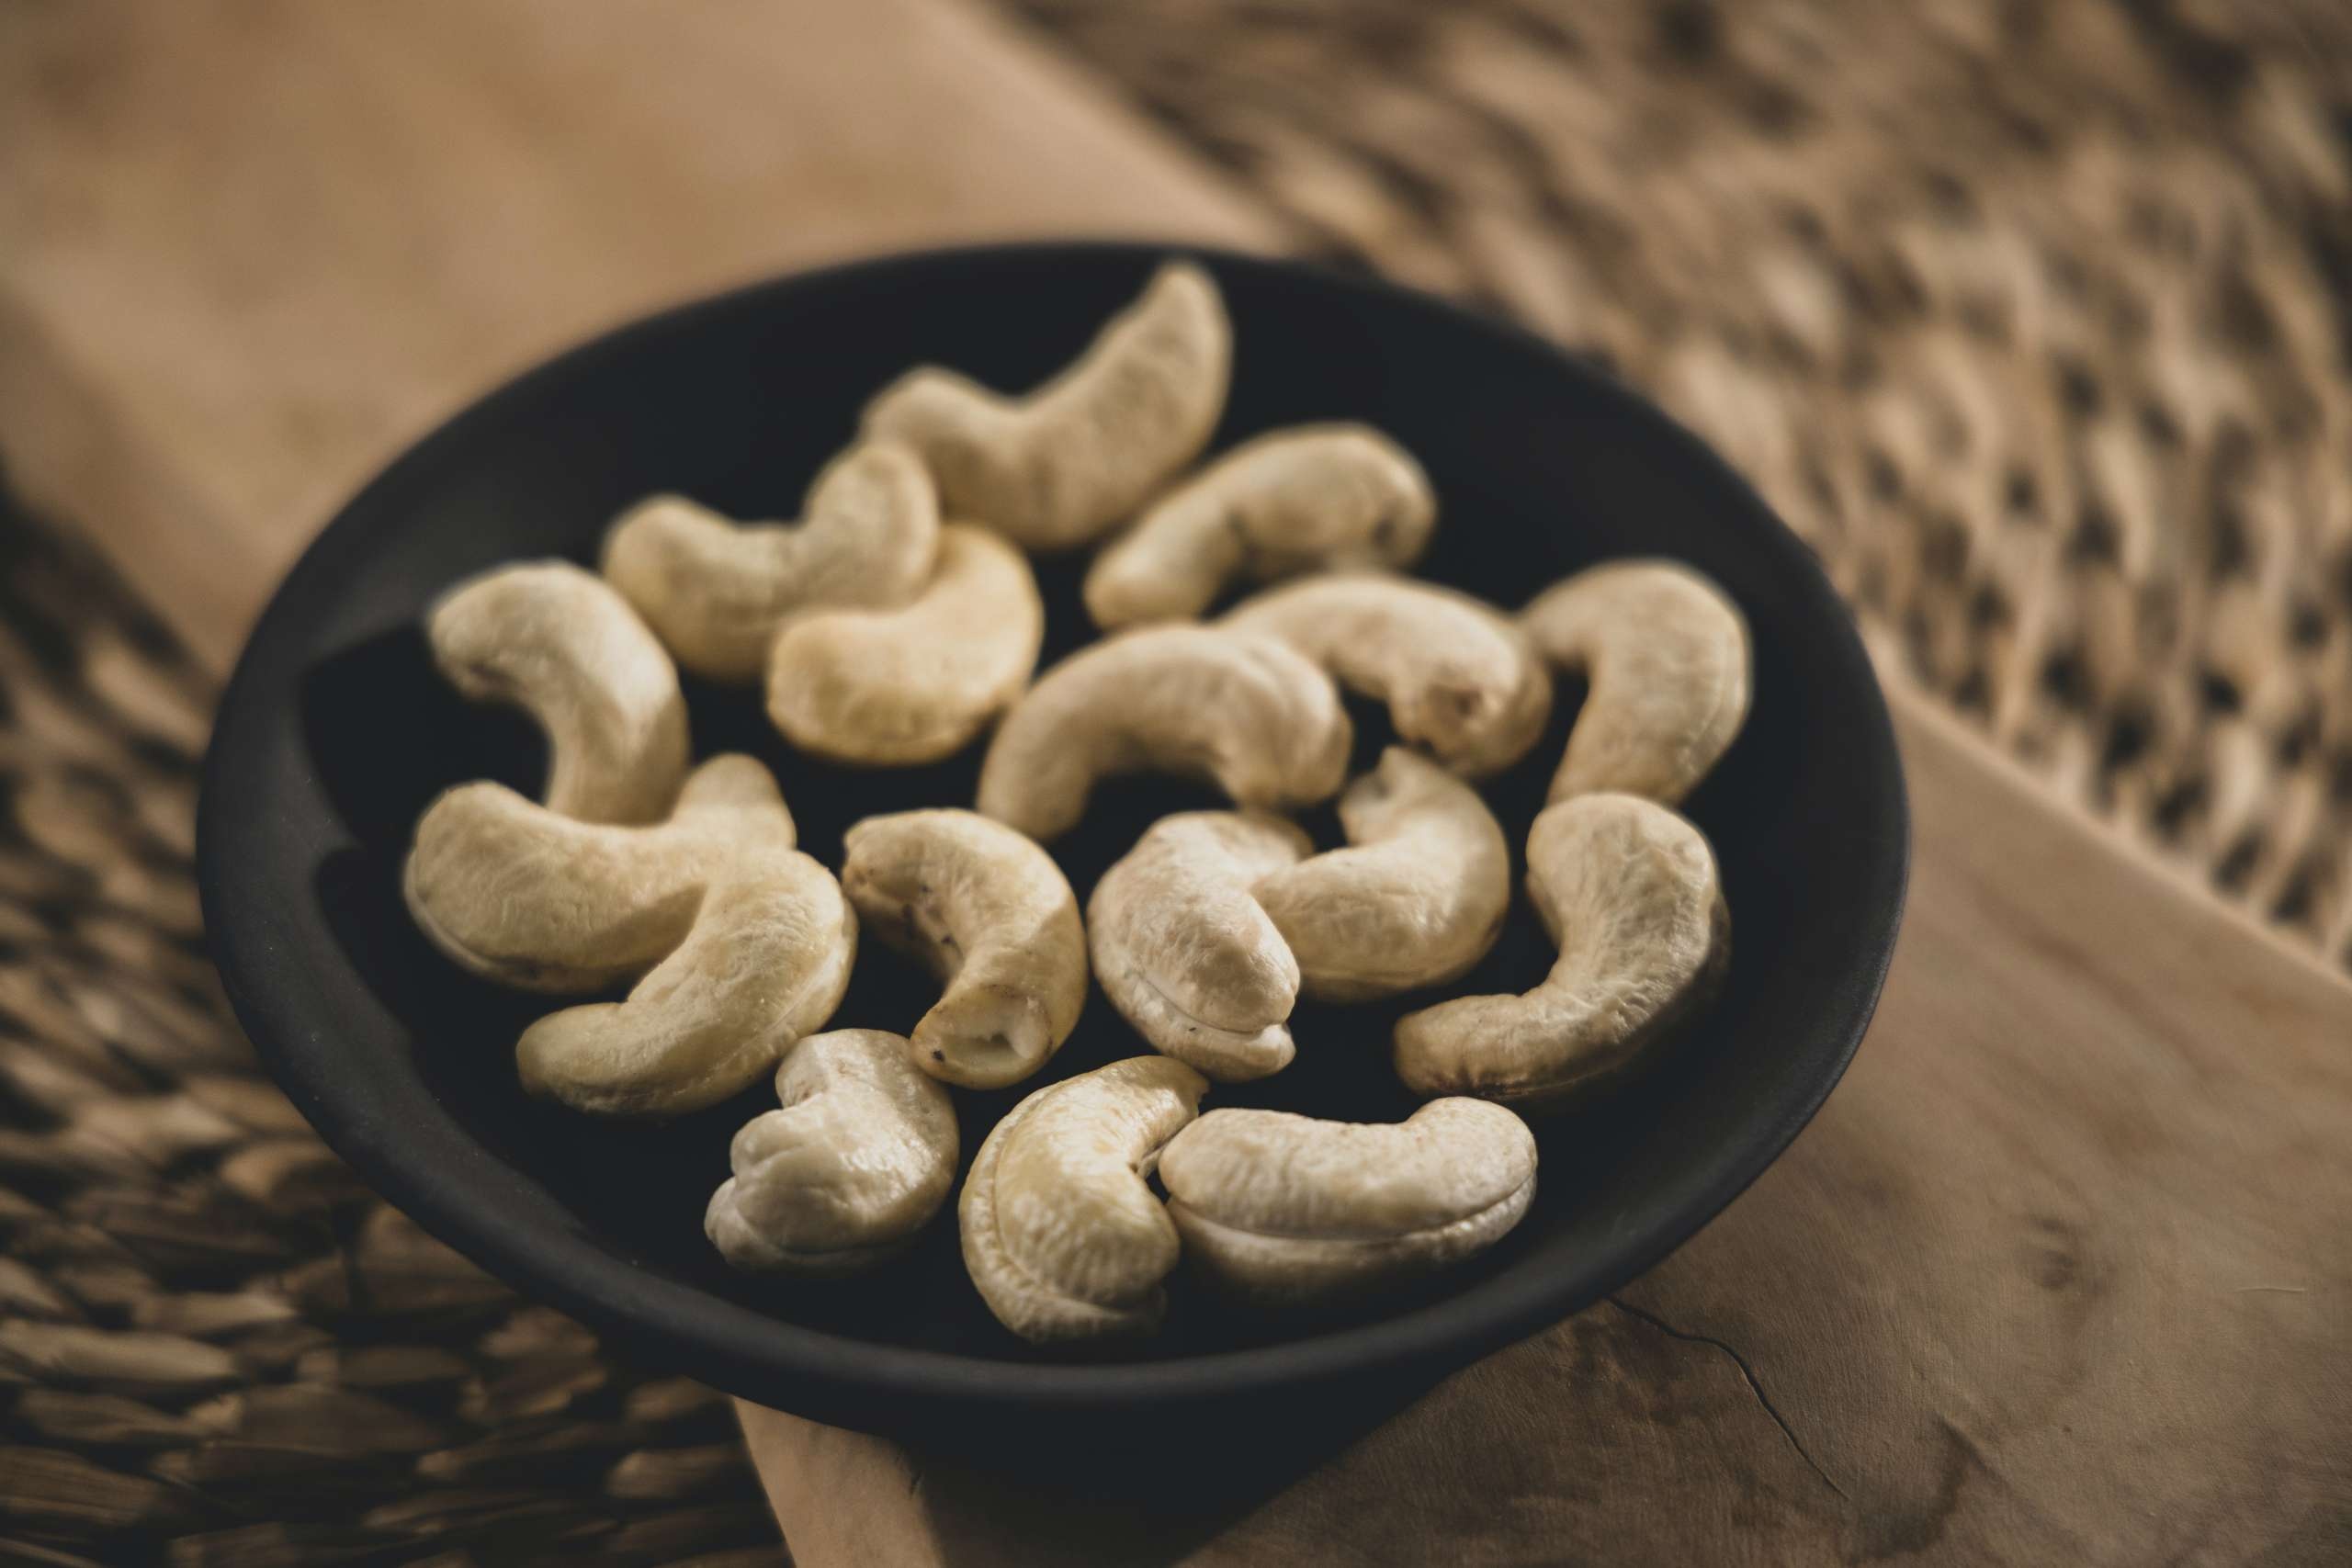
1520, 560, 1751, 805
1394, 794, 1728, 1110
705, 1030, 957, 1275
860, 262, 1231, 550
840, 809, 1086, 1089
600, 442, 940, 682
764, 525, 1044, 765
1082, 424, 1436, 628
427, 560, 688, 823
1159, 1099, 1537, 1305
958, 1056, 1209, 1342
976, 626, 1351, 841
1222, 575, 1552, 778
1088, 811, 1312, 1082
1253, 748, 1511, 1001
514, 838, 856, 1117
404, 754, 796, 993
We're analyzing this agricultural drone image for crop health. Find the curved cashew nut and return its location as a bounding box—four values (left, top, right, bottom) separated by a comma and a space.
765, 525, 1044, 765
1394, 794, 1728, 1111
600, 442, 940, 682
514, 840, 857, 1117
959, 1056, 1209, 1342
1223, 575, 1552, 778
860, 262, 1231, 549
404, 754, 796, 994
705, 1029, 957, 1274
1088, 811, 1312, 1082
976, 626, 1351, 841
840, 809, 1086, 1089
1520, 560, 1751, 805
1159, 1099, 1537, 1305
1253, 748, 1511, 1002
1083, 424, 1436, 628
427, 561, 688, 823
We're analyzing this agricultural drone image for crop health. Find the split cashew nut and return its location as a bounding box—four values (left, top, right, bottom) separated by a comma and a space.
1394, 794, 1728, 1111
1254, 748, 1511, 1001
1083, 424, 1436, 628
765, 525, 1044, 765
1159, 1099, 1537, 1305
1223, 575, 1552, 778
1520, 559, 1750, 805
1088, 811, 1312, 1082
706, 1029, 957, 1274
861, 262, 1231, 549
404, 754, 795, 994
959, 1055, 1209, 1342
976, 626, 1351, 841
427, 560, 688, 823
601, 442, 939, 682
840, 809, 1086, 1089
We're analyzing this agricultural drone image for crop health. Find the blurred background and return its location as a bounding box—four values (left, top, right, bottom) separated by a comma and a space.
3, 1, 2348, 1562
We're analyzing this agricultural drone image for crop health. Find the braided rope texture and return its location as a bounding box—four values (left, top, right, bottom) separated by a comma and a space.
0, 498, 785, 1565
1010, 0, 2352, 971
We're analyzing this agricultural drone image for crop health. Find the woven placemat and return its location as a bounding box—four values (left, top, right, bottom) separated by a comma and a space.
0, 496, 786, 1566
1012, 0, 2352, 972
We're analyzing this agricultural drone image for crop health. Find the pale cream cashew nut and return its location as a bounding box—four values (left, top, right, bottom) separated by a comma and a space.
706, 1030, 957, 1274
404, 754, 795, 994
959, 1056, 1209, 1342
976, 626, 1351, 841
1083, 424, 1436, 628
1222, 574, 1552, 778
426, 560, 688, 823
1088, 811, 1312, 1082
1520, 559, 1751, 805
600, 442, 940, 682
840, 808, 1086, 1090
765, 525, 1044, 765
860, 261, 1231, 549
1253, 748, 1511, 1002
1394, 794, 1728, 1110
1159, 1099, 1537, 1305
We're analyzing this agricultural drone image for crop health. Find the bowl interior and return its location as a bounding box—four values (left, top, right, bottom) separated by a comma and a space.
202, 245, 1905, 1429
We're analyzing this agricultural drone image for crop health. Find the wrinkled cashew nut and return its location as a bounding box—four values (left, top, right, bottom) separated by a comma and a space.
1394, 794, 1728, 1111
1223, 574, 1552, 778
1520, 559, 1751, 805
427, 560, 688, 823
1089, 811, 1312, 1082
1159, 1099, 1537, 1305
404, 754, 796, 994
601, 442, 940, 682
706, 1030, 957, 1275
1254, 748, 1511, 1001
1084, 424, 1436, 628
765, 525, 1044, 764
861, 262, 1231, 549
977, 626, 1351, 841
959, 1056, 1208, 1342
841, 809, 1086, 1089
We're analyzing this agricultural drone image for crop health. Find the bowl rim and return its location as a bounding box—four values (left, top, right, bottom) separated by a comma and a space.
198, 240, 1908, 1425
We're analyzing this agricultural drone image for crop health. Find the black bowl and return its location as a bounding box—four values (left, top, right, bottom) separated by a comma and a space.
198, 243, 1905, 1448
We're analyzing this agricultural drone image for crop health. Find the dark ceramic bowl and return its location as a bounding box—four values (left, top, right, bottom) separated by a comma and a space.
198, 243, 1905, 1447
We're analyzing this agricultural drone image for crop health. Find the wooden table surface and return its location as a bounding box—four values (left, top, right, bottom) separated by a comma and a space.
5, 2, 2347, 1563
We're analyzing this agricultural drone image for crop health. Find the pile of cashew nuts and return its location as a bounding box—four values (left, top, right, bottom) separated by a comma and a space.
401, 262, 1751, 1343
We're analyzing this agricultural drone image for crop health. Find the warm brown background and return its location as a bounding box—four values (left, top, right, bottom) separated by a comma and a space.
2, 2, 2348, 1564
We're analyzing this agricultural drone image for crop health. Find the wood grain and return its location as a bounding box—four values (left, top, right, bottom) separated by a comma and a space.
0, 0, 1278, 671
5, 2, 2347, 1563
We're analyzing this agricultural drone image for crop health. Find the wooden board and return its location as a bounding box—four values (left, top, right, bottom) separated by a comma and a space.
5, 3, 2347, 1563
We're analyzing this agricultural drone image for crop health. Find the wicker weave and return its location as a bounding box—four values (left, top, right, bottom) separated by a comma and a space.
6, 2, 2352, 1562
1012, 0, 2352, 972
